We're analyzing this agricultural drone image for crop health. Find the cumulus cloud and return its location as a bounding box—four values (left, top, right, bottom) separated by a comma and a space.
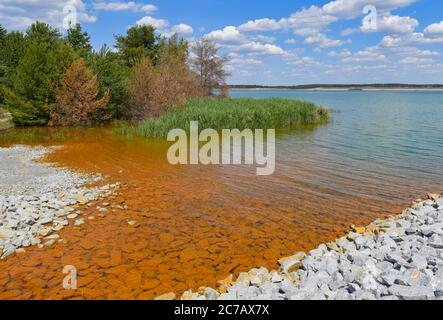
93, 1, 157, 13
0, 0, 96, 30
328, 49, 352, 58
304, 33, 343, 48
206, 26, 245, 43
425, 21, 443, 35
400, 57, 435, 64
171, 23, 194, 35
380, 33, 443, 47
237, 42, 286, 56
322, 0, 418, 18
136, 17, 193, 37
252, 34, 276, 43
136, 16, 168, 29
238, 18, 281, 32
285, 38, 297, 44
342, 49, 386, 62
361, 14, 418, 34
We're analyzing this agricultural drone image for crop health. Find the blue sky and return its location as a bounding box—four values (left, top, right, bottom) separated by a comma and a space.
1, 0, 443, 85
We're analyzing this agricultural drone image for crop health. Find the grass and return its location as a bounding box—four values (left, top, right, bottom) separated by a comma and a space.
120, 98, 330, 138
0, 108, 14, 131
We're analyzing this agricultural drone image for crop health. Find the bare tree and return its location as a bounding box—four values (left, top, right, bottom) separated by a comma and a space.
191, 37, 230, 96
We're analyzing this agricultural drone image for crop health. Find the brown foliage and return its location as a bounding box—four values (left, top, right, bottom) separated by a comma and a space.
50, 58, 110, 126
127, 57, 202, 119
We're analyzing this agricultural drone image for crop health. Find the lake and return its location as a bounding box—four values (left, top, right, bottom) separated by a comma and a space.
1, 89, 442, 299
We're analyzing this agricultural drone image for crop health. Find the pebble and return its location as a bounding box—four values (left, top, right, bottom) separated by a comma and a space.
0, 145, 119, 259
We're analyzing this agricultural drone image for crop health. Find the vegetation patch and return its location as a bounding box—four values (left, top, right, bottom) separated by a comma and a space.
120, 98, 330, 138
0, 107, 13, 131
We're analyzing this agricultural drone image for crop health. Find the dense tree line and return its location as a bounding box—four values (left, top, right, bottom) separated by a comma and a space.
0, 22, 229, 126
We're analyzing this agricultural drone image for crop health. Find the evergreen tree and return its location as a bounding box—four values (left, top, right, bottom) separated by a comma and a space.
0, 25, 6, 46
114, 25, 159, 66
66, 24, 92, 58
25, 21, 61, 43
88, 45, 129, 118
0, 31, 26, 87
4, 23, 75, 125
51, 58, 110, 126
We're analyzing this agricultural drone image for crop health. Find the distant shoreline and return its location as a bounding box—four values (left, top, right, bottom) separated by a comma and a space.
230, 87, 443, 92
229, 84, 443, 91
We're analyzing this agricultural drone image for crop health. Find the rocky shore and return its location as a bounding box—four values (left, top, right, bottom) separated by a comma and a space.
176, 194, 443, 300
0, 145, 119, 259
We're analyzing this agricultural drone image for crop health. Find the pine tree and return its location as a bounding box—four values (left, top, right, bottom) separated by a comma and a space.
5, 22, 75, 125
0, 29, 25, 87
0, 25, 6, 46
114, 25, 159, 66
88, 45, 129, 118
50, 58, 110, 126
66, 24, 92, 58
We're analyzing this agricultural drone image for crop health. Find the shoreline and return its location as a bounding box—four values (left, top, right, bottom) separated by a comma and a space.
230, 88, 443, 92
0, 145, 119, 259
170, 194, 443, 300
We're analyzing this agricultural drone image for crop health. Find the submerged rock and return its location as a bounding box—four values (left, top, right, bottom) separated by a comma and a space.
172, 194, 443, 301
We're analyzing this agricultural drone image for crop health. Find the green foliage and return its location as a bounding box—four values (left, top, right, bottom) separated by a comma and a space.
121, 98, 330, 138
114, 25, 159, 66
88, 45, 130, 118
0, 30, 26, 87
25, 21, 61, 43
155, 34, 189, 65
0, 25, 6, 45
66, 24, 92, 58
3, 22, 75, 125
0, 103, 14, 130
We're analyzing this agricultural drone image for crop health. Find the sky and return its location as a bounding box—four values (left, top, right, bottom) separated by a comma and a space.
1, 0, 443, 85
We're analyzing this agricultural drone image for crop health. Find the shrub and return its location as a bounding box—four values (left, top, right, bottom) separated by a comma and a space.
127, 57, 201, 119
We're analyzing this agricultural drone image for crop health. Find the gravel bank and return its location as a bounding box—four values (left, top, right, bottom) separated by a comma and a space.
0, 145, 119, 259
178, 194, 443, 300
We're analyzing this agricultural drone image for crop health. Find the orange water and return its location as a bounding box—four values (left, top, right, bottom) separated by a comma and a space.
0, 125, 439, 300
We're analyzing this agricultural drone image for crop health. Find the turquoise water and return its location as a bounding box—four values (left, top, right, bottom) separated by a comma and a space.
226, 89, 443, 224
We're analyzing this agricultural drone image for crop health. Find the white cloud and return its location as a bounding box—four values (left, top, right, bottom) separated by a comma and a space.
206, 26, 245, 43
136, 16, 169, 29
171, 23, 194, 35
328, 49, 352, 58
343, 49, 386, 62
323, 0, 418, 18
0, 0, 96, 30
280, 0, 419, 36
361, 14, 418, 34
425, 21, 443, 35
279, 6, 337, 36
93, 1, 157, 13
252, 34, 276, 43
286, 56, 320, 67
381, 33, 443, 47
237, 42, 286, 56
304, 33, 343, 48
238, 18, 280, 32
400, 57, 435, 64
285, 38, 297, 44
136, 17, 193, 37
230, 57, 263, 66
